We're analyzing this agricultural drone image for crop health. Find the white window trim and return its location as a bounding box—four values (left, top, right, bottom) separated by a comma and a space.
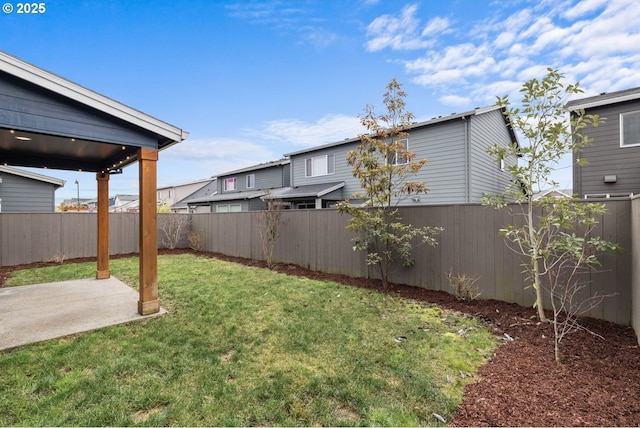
305, 154, 335, 177
388, 138, 409, 165
246, 174, 255, 189
223, 177, 237, 191
620, 110, 640, 148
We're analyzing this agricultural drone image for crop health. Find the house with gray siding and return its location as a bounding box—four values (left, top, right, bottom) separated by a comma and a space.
0, 165, 64, 212
569, 87, 640, 199
282, 105, 518, 208
187, 159, 290, 212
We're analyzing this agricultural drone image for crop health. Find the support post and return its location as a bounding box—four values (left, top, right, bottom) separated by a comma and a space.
138, 148, 160, 315
96, 171, 110, 279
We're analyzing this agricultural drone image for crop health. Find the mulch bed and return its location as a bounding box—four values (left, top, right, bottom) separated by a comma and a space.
2, 249, 639, 426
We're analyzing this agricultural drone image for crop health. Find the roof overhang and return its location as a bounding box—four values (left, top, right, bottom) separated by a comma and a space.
0, 50, 188, 173
0, 165, 65, 188
567, 87, 640, 111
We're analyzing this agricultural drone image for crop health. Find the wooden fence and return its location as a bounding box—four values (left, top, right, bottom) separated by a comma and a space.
0, 200, 634, 326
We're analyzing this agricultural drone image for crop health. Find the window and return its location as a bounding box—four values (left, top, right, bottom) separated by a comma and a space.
621, 111, 640, 147
246, 174, 255, 189
223, 177, 236, 191
216, 204, 241, 213
388, 139, 408, 165
305, 154, 335, 177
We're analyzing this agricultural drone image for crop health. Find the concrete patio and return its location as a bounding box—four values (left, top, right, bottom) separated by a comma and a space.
0, 277, 165, 352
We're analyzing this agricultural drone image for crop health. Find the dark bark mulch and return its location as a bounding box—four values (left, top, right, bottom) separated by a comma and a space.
2, 249, 639, 426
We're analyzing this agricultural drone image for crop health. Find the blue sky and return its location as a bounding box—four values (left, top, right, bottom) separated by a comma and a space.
2, 0, 639, 202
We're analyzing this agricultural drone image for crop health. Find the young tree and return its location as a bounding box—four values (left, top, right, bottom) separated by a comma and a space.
336, 78, 442, 288
535, 196, 619, 362
482, 68, 617, 325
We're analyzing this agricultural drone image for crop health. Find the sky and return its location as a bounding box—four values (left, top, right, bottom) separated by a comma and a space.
2, 0, 639, 203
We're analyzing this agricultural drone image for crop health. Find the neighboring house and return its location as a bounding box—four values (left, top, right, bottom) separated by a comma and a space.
568, 86, 640, 199
283, 105, 518, 208
0, 165, 64, 212
110, 194, 139, 212
532, 188, 572, 201
187, 159, 290, 212
171, 178, 217, 213
157, 178, 212, 210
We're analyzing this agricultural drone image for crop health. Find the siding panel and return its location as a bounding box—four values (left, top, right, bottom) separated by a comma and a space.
575, 99, 640, 197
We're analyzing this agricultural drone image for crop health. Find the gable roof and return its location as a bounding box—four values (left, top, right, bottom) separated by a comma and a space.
0, 165, 65, 188
0, 51, 188, 173
172, 179, 217, 209
284, 105, 516, 157
0, 51, 188, 144
265, 182, 345, 199
217, 159, 290, 178
567, 87, 640, 111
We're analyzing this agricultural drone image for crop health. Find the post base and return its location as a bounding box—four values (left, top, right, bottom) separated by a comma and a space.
96, 270, 110, 279
138, 299, 160, 315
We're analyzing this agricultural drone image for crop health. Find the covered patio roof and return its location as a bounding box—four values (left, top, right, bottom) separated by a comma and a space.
0, 51, 187, 172
0, 50, 188, 315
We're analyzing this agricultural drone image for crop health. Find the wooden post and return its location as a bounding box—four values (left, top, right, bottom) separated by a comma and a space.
96, 171, 110, 279
138, 148, 160, 315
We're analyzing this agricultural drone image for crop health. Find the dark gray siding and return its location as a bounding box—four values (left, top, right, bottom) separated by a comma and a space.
218, 164, 287, 195
291, 142, 362, 198
0, 172, 56, 212
574, 99, 640, 197
0, 71, 157, 148
469, 109, 515, 201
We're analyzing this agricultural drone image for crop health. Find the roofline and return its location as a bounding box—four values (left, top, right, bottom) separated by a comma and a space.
317, 181, 345, 197
283, 105, 504, 157
217, 159, 290, 178
0, 50, 189, 144
157, 177, 215, 191
0, 165, 65, 188
567, 87, 640, 111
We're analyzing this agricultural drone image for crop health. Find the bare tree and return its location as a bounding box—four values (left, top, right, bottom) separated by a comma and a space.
258, 197, 284, 269
160, 213, 191, 250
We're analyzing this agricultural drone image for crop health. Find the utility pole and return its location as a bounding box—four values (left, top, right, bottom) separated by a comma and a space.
75, 179, 80, 212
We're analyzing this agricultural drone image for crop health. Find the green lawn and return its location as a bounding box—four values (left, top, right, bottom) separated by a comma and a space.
0, 254, 497, 426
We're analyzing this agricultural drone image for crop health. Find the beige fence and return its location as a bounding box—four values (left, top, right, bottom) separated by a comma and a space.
0, 201, 634, 325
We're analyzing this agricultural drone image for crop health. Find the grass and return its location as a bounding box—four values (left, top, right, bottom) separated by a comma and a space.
0, 254, 497, 426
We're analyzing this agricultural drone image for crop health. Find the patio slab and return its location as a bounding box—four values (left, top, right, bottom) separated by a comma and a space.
0, 277, 165, 351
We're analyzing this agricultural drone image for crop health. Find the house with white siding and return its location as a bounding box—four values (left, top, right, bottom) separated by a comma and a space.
280, 105, 518, 208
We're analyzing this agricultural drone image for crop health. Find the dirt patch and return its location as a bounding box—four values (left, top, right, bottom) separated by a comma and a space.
3, 249, 639, 426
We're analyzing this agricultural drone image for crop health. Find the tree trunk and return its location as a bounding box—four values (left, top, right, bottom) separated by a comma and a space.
528, 202, 548, 322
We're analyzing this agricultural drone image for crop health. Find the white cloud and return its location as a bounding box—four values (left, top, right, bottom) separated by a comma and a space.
365, 4, 436, 51
439, 94, 471, 107
247, 114, 365, 147
371, 0, 638, 118
421, 16, 451, 37
563, 0, 609, 20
